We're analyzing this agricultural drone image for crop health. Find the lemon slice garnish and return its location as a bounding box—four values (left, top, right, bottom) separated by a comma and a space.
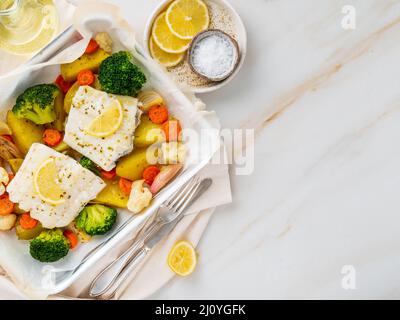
167, 240, 197, 276
149, 37, 184, 67
85, 99, 123, 138
166, 0, 210, 40
34, 158, 65, 205
152, 12, 191, 54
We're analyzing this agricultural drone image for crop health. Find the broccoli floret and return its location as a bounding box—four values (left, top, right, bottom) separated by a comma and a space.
12, 84, 60, 124
98, 51, 146, 96
30, 229, 70, 263
79, 156, 100, 175
75, 204, 117, 236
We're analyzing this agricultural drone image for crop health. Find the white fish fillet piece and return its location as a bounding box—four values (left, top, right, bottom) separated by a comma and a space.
64, 86, 140, 171
7, 143, 105, 228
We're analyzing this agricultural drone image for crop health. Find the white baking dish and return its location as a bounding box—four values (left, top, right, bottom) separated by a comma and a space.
0, 2, 220, 297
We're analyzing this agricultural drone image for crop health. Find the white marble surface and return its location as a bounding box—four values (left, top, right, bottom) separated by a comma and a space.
4, 0, 398, 299
106, 0, 400, 299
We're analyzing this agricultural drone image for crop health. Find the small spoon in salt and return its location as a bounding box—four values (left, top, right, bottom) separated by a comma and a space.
188, 29, 240, 82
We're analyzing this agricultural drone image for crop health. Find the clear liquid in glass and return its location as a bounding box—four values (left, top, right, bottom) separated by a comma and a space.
0, 0, 59, 55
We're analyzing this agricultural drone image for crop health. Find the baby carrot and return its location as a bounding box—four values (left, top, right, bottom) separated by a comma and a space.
0, 194, 14, 216
43, 129, 62, 147
162, 120, 182, 142
19, 212, 38, 230
148, 105, 169, 124
77, 69, 95, 86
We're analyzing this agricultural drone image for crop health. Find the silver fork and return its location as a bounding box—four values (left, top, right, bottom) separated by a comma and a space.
89, 177, 211, 299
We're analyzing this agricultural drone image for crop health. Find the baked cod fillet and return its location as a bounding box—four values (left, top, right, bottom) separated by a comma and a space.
7, 143, 105, 228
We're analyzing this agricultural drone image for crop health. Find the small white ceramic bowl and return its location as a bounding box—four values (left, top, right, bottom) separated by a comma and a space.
144, 0, 247, 94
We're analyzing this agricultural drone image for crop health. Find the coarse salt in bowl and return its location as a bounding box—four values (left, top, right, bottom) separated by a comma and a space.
188, 29, 239, 82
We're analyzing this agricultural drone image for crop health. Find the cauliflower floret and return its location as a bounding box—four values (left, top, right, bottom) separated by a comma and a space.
127, 180, 152, 214
95, 32, 113, 53
160, 142, 186, 164
0, 214, 16, 231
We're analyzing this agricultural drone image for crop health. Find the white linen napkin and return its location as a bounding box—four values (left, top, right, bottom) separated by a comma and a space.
0, 0, 232, 299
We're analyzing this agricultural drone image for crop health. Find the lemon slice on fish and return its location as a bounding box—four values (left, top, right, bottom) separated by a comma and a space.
34, 158, 65, 205
85, 99, 123, 138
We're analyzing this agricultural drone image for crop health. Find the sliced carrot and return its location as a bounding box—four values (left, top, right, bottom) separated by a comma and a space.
162, 120, 182, 142
85, 39, 99, 54
148, 105, 169, 124
119, 178, 133, 195
77, 69, 95, 86
0, 194, 14, 216
2, 135, 13, 142
19, 212, 38, 230
101, 168, 116, 180
63, 229, 79, 249
43, 129, 62, 147
142, 166, 160, 185
55, 75, 72, 94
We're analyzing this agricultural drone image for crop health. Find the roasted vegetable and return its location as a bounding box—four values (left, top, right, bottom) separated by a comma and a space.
29, 229, 69, 262
116, 147, 153, 181
12, 84, 60, 125
134, 114, 165, 148
15, 219, 43, 240
50, 91, 66, 131
75, 204, 117, 236
0, 121, 12, 136
127, 180, 152, 214
137, 90, 164, 112
0, 136, 23, 161
150, 164, 183, 194
0, 214, 16, 231
8, 158, 23, 174
98, 51, 146, 96
52, 141, 70, 153
94, 179, 129, 208
63, 81, 79, 113
7, 111, 44, 154
79, 156, 100, 175
60, 48, 110, 82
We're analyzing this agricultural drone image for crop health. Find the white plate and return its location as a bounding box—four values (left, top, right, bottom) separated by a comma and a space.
144, 0, 247, 94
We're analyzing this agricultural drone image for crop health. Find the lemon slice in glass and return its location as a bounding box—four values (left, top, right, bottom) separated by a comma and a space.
152, 12, 191, 54
150, 37, 185, 67
34, 158, 65, 205
166, 0, 210, 40
85, 99, 123, 138
167, 240, 197, 276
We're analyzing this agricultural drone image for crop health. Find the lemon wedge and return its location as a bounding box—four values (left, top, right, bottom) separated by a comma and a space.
85, 99, 123, 138
34, 158, 65, 205
167, 240, 197, 276
150, 37, 185, 67
166, 0, 210, 40
152, 12, 191, 54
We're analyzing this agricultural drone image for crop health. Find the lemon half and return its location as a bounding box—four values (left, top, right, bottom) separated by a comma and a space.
34, 158, 65, 205
152, 12, 191, 54
167, 240, 197, 276
85, 99, 123, 138
166, 0, 210, 40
